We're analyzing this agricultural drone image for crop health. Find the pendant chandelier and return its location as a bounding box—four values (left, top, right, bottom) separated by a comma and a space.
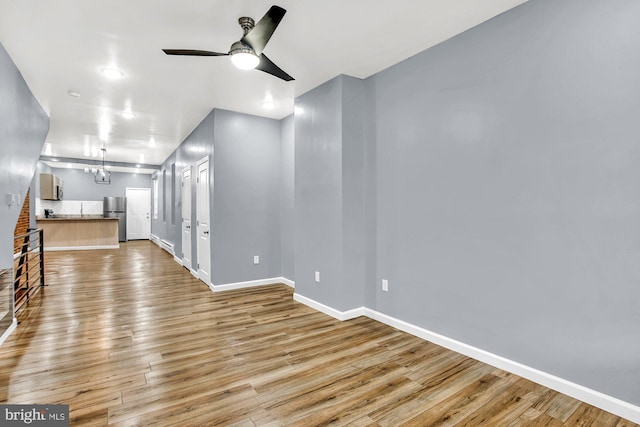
94, 147, 111, 184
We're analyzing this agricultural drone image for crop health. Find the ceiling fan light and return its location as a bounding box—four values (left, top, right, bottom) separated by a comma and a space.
231, 51, 259, 70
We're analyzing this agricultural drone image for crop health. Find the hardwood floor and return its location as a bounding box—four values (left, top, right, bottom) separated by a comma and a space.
0, 241, 637, 426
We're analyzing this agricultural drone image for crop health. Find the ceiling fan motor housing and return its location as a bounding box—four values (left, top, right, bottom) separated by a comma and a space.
229, 40, 256, 56
230, 16, 257, 57
238, 17, 255, 35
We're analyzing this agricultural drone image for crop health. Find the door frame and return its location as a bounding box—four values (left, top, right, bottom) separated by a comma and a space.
196, 155, 211, 287
125, 187, 151, 240
181, 165, 193, 272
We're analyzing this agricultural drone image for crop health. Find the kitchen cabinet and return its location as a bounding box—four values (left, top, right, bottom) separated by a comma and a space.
40, 173, 63, 200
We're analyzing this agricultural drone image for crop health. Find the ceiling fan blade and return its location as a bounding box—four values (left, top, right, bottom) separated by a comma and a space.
241, 5, 286, 56
162, 49, 228, 56
255, 54, 294, 81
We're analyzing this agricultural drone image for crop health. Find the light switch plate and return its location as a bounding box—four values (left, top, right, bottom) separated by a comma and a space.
254, 255, 260, 265
382, 279, 389, 292
315, 271, 320, 282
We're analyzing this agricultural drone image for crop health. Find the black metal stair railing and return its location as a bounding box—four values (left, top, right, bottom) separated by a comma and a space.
13, 228, 45, 314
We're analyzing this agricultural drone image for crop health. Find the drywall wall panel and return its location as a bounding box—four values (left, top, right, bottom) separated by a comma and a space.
372, 0, 640, 405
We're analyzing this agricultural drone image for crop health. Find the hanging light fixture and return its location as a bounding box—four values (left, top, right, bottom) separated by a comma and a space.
95, 148, 111, 184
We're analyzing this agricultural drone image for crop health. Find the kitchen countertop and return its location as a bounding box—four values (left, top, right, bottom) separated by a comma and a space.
36, 215, 119, 221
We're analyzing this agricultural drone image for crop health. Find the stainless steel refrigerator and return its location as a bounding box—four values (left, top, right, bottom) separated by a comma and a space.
103, 197, 127, 242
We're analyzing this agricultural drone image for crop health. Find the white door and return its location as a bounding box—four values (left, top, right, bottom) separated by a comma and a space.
181, 166, 192, 270
126, 188, 151, 240
196, 157, 211, 285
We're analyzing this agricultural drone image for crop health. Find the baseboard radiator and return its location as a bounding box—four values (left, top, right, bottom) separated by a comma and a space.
160, 239, 175, 256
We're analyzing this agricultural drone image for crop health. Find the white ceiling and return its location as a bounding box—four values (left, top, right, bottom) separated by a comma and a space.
0, 0, 528, 166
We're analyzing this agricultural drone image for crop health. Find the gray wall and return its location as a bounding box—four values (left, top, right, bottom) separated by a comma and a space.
291, 0, 640, 408
280, 115, 295, 280
295, 77, 345, 308
212, 109, 282, 284
0, 42, 49, 267
152, 108, 282, 286
294, 75, 367, 312
369, 0, 640, 405
151, 152, 181, 254
41, 166, 152, 201
152, 109, 215, 270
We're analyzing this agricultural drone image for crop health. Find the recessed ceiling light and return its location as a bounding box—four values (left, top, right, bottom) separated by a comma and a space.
67, 90, 81, 98
149, 137, 156, 147
121, 110, 135, 119
101, 68, 123, 79
261, 101, 276, 110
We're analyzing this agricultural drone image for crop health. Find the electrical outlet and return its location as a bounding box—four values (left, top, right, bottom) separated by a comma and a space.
315, 271, 320, 283
254, 255, 260, 265
382, 279, 389, 292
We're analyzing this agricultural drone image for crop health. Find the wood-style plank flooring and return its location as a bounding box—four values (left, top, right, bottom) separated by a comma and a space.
0, 241, 637, 426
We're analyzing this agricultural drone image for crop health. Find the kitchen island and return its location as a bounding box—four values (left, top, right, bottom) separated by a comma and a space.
36, 215, 120, 251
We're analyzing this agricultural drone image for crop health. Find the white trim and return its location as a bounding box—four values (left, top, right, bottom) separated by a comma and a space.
211, 277, 294, 293
44, 245, 119, 251
363, 307, 640, 424
195, 155, 211, 286
293, 293, 364, 321
364, 308, 640, 423
290, 293, 640, 423
125, 187, 152, 241
0, 318, 18, 347
190, 269, 199, 278
150, 234, 160, 245
280, 277, 295, 288
173, 256, 183, 266
160, 239, 174, 255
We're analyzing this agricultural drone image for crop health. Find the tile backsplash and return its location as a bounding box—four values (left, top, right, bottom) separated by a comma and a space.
36, 199, 104, 216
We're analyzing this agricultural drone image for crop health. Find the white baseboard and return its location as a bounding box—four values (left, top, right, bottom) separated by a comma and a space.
280, 277, 295, 288
44, 245, 119, 251
293, 293, 364, 321
173, 256, 183, 266
292, 294, 640, 424
190, 269, 198, 278
0, 318, 17, 347
150, 234, 160, 245
211, 277, 294, 293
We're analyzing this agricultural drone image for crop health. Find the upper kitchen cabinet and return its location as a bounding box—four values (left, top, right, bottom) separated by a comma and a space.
40, 173, 63, 200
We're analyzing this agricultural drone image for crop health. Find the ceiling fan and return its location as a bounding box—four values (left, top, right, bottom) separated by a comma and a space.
163, 5, 294, 82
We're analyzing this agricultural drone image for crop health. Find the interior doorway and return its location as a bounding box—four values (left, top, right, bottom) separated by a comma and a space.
181, 166, 192, 271
196, 156, 211, 285
125, 187, 151, 240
